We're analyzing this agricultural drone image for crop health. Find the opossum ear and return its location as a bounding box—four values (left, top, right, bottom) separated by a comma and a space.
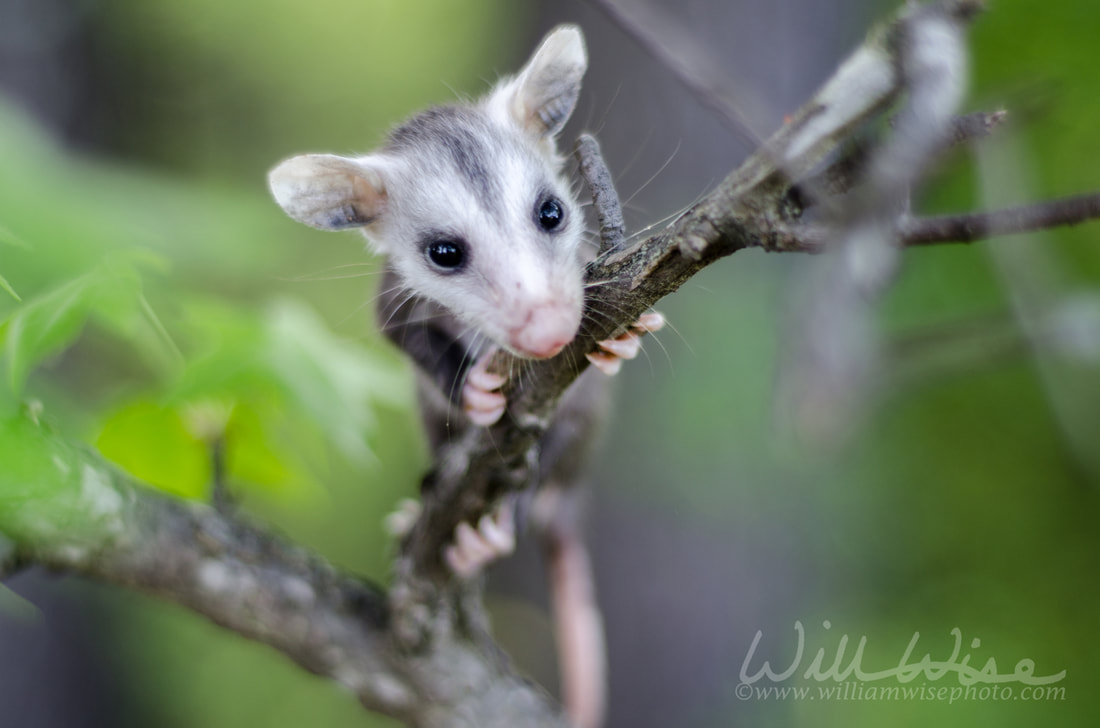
497, 25, 587, 139
268, 154, 388, 231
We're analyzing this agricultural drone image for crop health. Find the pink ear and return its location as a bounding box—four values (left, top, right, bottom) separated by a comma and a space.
268, 154, 388, 231
502, 25, 588, 138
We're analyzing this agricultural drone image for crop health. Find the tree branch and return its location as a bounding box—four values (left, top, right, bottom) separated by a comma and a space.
576, 134, 627, 255
945, 109, 1008, 145
0, 413, 569, 728
795, 109, 1009, 202
772, 191, 1100, 251
901, 192, 1100, 244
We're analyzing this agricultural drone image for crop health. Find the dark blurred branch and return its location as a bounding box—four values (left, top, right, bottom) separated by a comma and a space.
771, 0, 972, 442
773, 189, 1100, 251
902, 192, 1100, 244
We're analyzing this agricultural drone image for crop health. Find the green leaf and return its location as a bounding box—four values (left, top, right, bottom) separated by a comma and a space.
223, 399, 325, 498
1, 260, 138, 393
0, 254, 180, 396
95, 400, 209, 499
261, 299, 410, 463
172, 297, 410, 466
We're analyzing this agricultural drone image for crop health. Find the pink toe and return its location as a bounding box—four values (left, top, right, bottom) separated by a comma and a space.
478, 513, 515, 555
586, 351, 623, 376
634, 311, 666, 333
467, 367, 506, 392
445, 544, 477, 578
598, 333, 641, 360
463, 384, 507, 411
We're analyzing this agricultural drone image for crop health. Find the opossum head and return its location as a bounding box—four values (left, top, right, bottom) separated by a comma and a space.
269, 26, 588, 359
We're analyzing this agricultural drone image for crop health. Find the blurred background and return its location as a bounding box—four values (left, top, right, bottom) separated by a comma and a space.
0, 0, 1097, 726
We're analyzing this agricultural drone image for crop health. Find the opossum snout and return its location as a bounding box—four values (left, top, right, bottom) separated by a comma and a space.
508, 302, 581, 359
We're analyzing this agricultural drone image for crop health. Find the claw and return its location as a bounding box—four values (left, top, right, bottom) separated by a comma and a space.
587, 310, 664, 376
466, 366, 507, 392
633, 311, 666, 333
444, 543, 475, 578
585, 350, 624, 376
597, 331, 641, 360
463, 383, 507, 412
478, 505, 516, 554
444, 500, 518, 579
455, 522, 492, 562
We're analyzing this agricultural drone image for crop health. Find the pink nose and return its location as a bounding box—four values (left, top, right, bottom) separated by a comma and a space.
509, 304, 579, 359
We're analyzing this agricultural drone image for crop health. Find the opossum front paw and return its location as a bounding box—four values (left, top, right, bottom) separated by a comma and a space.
463, 350, 508, 426
585, 311, 666, 376
444, 499, 516, 579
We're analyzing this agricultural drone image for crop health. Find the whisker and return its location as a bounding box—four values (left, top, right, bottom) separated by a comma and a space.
588, 83, 624, 138
616, 126, 655, 183
447, 330, 484, 412
583, 277, 632, 291
623, 139, 683, 208
375, 288, 421, 332
334, 282, 411, 329
649, 313, 691, 360
621, 180, 716, 246
273, 261, 382, 283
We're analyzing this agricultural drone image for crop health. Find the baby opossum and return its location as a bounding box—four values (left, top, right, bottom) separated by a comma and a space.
268, 26, 661, 728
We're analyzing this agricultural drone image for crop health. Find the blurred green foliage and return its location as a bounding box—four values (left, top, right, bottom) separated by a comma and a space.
0, 1, 526, 725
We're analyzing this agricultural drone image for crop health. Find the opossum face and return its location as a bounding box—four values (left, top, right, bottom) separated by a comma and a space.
269, 26, 588, 359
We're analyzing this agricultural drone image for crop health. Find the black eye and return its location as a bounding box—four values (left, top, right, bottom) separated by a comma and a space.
426, 239, 466, 271
537, 197, 564, 231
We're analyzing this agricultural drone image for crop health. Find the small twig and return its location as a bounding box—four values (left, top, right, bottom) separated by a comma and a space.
210, 437, 234, 514
945, 109, 1008, 145
575, 134, 626, 254
902, 192, 1100, 244
775, 189, 1100, 251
